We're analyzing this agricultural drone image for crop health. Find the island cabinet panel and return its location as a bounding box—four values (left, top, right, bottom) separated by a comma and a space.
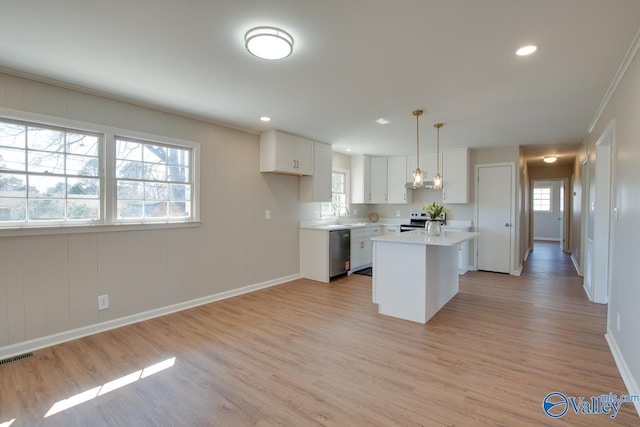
373, 241, 458, 323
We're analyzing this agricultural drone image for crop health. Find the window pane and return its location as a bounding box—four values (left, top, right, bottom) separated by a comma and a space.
28, 199, 65, 220
116, 160, 143, 179
0, 198, 26, 221
143, 164, 167, 181
66, 155, 99, 176
0, 173, 27, 197
117, 180, 144, 200
0, 123, 26, 148
117, 200, 143, 219
67, 199, 100, 220
116, 140, 142, 161
28, 151, 65, 174
29, 175, 66, 198
167, 166, 189, 183
169, 184, 190, 202
144, 182, 168, 201
146, 201, 168, 218
167, 147, 189, 166
169, 202, 190, 218
66, 133, 99, 156
143, 144, 167, 164
27, 127, 65, 152
332, 172, 345, 193
67, 177, 99, 198
0, 147, 27, 171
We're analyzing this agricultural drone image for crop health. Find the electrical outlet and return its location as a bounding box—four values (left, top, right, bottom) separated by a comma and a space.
265, 210, 271, 220
353, 208, 358, 215
616, 312, 621, 332
396, 210, 401, 217
98, 294, 109, 311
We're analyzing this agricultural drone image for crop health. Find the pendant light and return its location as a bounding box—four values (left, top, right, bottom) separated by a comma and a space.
411, 110, 426, 189
433, 123, 444, 190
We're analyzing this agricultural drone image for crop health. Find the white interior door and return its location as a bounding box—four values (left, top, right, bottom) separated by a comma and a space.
477, 164, 513, 273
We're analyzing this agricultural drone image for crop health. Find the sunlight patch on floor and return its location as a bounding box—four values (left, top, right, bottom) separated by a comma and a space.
0, 419, 16, 427
44, 357, 176, 418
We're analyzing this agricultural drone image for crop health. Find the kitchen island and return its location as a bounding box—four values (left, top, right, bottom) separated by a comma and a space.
371, 230, 477, 324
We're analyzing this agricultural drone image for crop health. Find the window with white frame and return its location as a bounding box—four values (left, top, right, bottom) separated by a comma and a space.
115, 137, 192, 221
321, 170, 348, 217
0, 116, 198, 229
533, 186, 552, 212
0, 120, 101, 224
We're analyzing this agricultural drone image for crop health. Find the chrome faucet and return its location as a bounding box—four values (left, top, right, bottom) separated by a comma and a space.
336, 205, 350, 223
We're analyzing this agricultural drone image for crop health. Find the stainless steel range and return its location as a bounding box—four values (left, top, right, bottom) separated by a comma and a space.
400, 211, 447, 232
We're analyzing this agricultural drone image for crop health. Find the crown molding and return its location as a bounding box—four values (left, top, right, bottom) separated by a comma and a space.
588, 27, 640, 133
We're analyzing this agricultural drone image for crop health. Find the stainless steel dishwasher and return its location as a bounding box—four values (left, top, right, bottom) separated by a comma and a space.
329, 229, 351, 278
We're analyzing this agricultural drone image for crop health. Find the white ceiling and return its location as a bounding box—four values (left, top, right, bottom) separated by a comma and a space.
1, 1, 640, 165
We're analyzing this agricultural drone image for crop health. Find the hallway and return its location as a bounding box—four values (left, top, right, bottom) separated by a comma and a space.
522, 240, 579, 279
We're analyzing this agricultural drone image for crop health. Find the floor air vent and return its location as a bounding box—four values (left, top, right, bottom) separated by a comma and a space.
0, 352, 34, 367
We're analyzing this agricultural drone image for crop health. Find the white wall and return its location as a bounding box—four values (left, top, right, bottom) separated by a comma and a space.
0, 73, 301, 354
576, 40, 640, 405
533, 180, 562, 240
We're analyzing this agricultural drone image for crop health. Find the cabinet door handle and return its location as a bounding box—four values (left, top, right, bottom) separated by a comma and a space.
293, 159, 297, 169
360, 241, 365, 249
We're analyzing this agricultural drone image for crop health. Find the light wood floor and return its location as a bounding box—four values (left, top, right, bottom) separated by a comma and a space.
1, 241, 638, 426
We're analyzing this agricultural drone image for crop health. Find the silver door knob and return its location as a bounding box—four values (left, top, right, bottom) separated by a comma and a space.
505, 223, 510, 227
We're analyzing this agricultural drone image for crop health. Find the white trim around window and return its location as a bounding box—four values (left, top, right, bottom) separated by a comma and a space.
0, 108, 201, 237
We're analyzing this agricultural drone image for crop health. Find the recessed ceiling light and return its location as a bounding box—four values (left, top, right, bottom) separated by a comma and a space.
376, 118, 390, 125
245, 26, 293, 60
260, 116, 271, 122
516, 45, 538, 56
346, 148, 352, 152
543, 155, 558, 163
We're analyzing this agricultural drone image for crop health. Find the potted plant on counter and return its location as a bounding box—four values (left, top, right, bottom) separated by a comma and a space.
422, 202, 450, 236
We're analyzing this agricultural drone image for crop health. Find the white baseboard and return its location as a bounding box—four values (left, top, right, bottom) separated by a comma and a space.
571, 254, 582, 276
523, 248, 531, 262
0, 273, 300, 360
512, 265, 523, 276
583, 283, 594, 301
606, 331, 640, 418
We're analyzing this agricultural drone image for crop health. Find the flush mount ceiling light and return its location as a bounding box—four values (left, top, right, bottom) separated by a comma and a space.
543, 155, 558, 163
260, 116, 271, 122
516, 45, 537, 56
411, 110, 426, 189
376, 118, 390, 125
432, 123, 444, 190
245, 26, 293, 60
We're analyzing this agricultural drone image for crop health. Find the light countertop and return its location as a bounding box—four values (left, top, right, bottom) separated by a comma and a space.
371, 230, 478, 246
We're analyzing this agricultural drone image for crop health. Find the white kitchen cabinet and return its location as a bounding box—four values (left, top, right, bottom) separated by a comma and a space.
370, 156, 388, 203
350, 225, 383, 272
387, 156, 412, 204
406, 153, 438, 183
260, 130, 313, 175
383, 225, 401, 234
300, 141, 332, 202
351, 154, 371, 204
441, 148, 469, 203
300, 229, 331, 283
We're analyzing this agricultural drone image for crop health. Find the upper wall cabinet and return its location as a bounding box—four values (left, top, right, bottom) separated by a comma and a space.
351, 154, 372, 203
260, 130, 313, 175
406, 153, 438, 183
441, 147, 469, 204
370, 156, 388, 203
388, 156, 412, 204
300, 141, 332, 202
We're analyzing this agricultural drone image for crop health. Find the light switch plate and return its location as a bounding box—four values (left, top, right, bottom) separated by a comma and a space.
265, 210, 271, 220
98, 294, 109, 310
